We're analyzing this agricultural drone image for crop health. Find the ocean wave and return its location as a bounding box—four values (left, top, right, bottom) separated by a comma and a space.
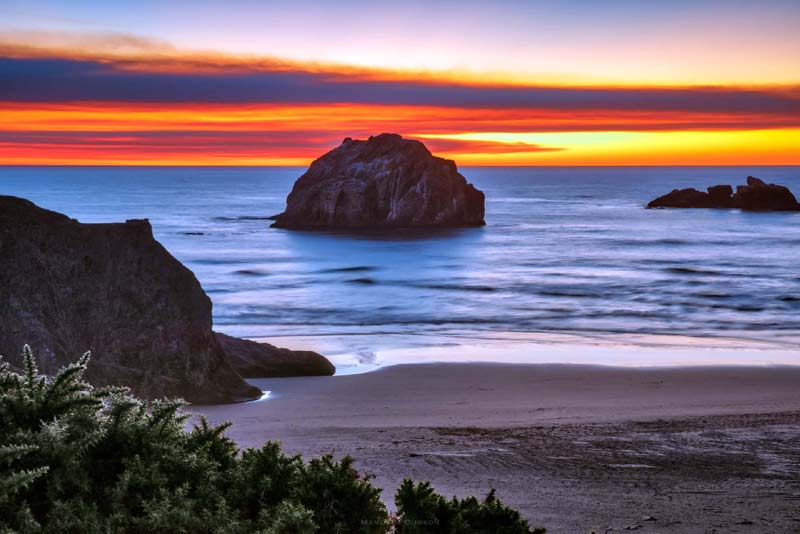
234, 269, 270, 276
211, 215, 272, 221
665, 267, 723, 275
693, 292, 732, 299
191, 256, 306, 265
318, 266, 375, 273
610, 238, 693, 247
414, 283, 497, 292
347, 277, 377, 285
538, 290, 602, 298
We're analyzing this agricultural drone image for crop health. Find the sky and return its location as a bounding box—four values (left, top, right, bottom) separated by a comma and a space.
1, 0, 799, 165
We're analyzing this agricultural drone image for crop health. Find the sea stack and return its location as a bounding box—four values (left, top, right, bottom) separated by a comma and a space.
271, 133, 485, 229
647, 176, 800, 211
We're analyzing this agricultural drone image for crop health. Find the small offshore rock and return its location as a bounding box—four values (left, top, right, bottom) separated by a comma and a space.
647, 176, 800, 211
214, 332, 335, 378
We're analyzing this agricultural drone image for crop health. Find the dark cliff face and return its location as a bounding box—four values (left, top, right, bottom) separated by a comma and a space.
271, 133, 485, 229
647, 176, 800, 211
214, 332, 335, 378
0, 196, 260, 404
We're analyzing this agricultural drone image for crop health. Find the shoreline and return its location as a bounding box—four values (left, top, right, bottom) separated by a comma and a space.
249, 331, 800, 375
196, 362, 800, 429
192, 361, 800, 532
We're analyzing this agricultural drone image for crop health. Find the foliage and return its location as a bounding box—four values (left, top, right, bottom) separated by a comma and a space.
0, 346, 543, 533
395, 480, 544, 534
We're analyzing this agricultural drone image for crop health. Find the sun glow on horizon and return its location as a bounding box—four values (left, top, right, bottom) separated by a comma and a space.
417, 130, 800, 166
1, 101, 799, 166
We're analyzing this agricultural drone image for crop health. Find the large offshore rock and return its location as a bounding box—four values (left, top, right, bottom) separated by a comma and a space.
647, 176, 800, 211
0, 196, 259, 404
271, 133, 485, 229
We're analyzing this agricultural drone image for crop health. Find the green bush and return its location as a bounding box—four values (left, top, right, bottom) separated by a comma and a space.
395, 480, 544, 534
0, 346, 543, 533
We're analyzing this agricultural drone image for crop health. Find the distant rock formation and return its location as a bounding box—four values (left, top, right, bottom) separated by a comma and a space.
733, 176, 800, 211
647, 176, 800, 211
215, 333, 335, 378
0, 196, 334, 404
271, 133, 485, 229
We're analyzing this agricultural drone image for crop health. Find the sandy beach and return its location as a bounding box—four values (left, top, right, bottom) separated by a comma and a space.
193, 363, 800, 533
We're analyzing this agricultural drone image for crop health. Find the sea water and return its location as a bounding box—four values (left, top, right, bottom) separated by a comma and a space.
3, 166, 799, 370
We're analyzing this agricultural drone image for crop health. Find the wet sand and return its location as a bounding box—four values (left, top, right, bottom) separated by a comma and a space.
192, 363, 800, 533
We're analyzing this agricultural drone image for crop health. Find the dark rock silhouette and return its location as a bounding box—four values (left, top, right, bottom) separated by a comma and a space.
647, 188, 716, 208
706, 185, 734, 207
647, 176, 800, 211
215, 332, 335, 378
0, 196, 256, 403
733, 176, 800, 211
271, 133, 485, 229
0, 196, 334, 403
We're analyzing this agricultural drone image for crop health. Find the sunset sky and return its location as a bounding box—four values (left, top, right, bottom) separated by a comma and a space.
1, 0, 799, 165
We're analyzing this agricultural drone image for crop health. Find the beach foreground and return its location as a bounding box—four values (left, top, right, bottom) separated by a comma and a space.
192, 363, 800, 533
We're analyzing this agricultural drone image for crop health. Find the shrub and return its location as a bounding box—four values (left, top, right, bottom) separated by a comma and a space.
0, 346, 543, 533
395, 481, 544, 534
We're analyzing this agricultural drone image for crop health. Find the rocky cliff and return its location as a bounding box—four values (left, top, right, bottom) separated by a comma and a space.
271, 134, 485, 229
0, 196, 260, 404
647, 176, 800, 211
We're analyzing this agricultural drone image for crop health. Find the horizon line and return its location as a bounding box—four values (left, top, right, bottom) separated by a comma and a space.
3, 163, 800, 168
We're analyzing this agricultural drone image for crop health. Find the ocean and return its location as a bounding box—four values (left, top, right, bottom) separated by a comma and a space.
3, 165, 799, 371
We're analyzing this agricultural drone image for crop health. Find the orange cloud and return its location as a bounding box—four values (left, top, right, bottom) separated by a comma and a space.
3, 102, 798, 134
4, 30, 800, 90
1, 102, 799, 166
